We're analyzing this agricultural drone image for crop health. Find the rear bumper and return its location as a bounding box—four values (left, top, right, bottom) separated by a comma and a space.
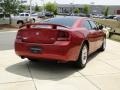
15, 41, 81, 62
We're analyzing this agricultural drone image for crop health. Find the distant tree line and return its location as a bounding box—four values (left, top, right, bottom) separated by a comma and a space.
0, 1, 110, 16
73, 5, 89, 14
0, 0, 110, 24
103, 7, 109, 16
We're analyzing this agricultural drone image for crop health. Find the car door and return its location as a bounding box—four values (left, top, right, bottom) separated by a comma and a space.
88, 20, 103, 51
83, 20, 98, 54
95, 26, 104, 49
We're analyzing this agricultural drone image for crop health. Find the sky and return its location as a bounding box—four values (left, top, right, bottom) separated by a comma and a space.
25, 0, 120, 6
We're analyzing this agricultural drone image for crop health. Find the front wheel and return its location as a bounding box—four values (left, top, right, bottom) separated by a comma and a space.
75, 44, 88, 68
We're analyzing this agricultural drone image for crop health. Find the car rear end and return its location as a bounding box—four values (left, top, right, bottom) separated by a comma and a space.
15, 23, 82, 62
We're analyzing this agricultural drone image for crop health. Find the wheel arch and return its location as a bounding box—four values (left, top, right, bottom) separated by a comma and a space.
82, 40, 89, 51
17, 20, 24, 24
75, 39, 89, 68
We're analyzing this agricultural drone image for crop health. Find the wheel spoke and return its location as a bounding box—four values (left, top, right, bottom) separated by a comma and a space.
81, 45, 88, 65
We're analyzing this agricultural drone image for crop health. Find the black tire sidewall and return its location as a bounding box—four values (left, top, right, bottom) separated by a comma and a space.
33, 19, 35, 23
75, 44, 88, 68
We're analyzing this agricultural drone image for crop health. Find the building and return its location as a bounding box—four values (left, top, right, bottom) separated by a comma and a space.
57, 4, 120, 15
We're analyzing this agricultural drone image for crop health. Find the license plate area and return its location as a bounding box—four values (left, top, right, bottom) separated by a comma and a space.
30, 46, 42, 54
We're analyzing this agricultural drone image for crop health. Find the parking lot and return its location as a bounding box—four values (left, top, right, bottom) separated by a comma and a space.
0, 31, 120, 90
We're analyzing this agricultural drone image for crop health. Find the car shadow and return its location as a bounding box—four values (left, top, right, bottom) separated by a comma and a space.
87, 50, 101, 63
6, 60, 79, 81
6, 50, 102, 81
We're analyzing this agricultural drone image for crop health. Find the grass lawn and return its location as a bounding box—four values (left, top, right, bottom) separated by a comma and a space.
110, 35, 120, 42
94, 18, 120, 42
94, 19, 120, 33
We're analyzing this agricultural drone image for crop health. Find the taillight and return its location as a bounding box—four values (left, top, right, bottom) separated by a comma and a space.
57, 31, 70, 41
16, 31, 23, 41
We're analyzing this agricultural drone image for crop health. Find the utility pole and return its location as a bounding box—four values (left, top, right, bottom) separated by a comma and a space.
90, 2, 95, 14
70, 0, 75, 14
41, 0, 45, 14
30, 0, 32, 16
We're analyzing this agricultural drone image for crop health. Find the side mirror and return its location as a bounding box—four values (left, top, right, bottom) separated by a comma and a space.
98, 25, 103, 30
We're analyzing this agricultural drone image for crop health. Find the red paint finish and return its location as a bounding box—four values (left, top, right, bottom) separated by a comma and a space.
15, 17, 105, 62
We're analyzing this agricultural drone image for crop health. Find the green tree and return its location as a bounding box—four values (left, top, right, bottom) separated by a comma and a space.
44, 2, 57, 15
104, 7, 109, 16
34, 5, 41, 12
54, 9, 58, 15
18, 5, 27, 13
83, 5, 89, 14
73, 8, 80, 13
1, 0, 20, 24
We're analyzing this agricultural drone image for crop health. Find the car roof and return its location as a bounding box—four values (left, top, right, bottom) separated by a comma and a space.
43, 16, 90, 28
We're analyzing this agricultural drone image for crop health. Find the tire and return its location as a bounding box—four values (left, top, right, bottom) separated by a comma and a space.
99, 38, 106, 51
33, 18, 35, 23
75, 44, 88, 69
17, 21, 24, 28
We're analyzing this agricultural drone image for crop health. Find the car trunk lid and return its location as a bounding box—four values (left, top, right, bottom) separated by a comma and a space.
18, 23, 70, 44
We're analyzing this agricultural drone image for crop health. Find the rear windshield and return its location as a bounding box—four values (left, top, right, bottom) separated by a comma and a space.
43, 17, 78, 27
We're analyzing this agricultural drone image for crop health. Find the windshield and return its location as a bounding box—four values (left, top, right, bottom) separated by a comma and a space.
43, 17, 78, 27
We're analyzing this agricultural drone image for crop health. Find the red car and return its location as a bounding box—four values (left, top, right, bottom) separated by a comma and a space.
15, 16, 106, 68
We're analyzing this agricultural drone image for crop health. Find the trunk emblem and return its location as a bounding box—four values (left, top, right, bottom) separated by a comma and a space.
36, 32, 39, 35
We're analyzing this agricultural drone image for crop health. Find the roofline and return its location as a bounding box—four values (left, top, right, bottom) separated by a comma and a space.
57, 4, 120, 6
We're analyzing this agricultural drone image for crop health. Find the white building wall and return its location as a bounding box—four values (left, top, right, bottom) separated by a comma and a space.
57, 4, 120, 15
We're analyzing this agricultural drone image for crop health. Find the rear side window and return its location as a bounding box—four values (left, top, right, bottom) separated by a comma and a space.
25, 14, 29, 16
89, 20, 97, 29
84, 21, 91, 30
